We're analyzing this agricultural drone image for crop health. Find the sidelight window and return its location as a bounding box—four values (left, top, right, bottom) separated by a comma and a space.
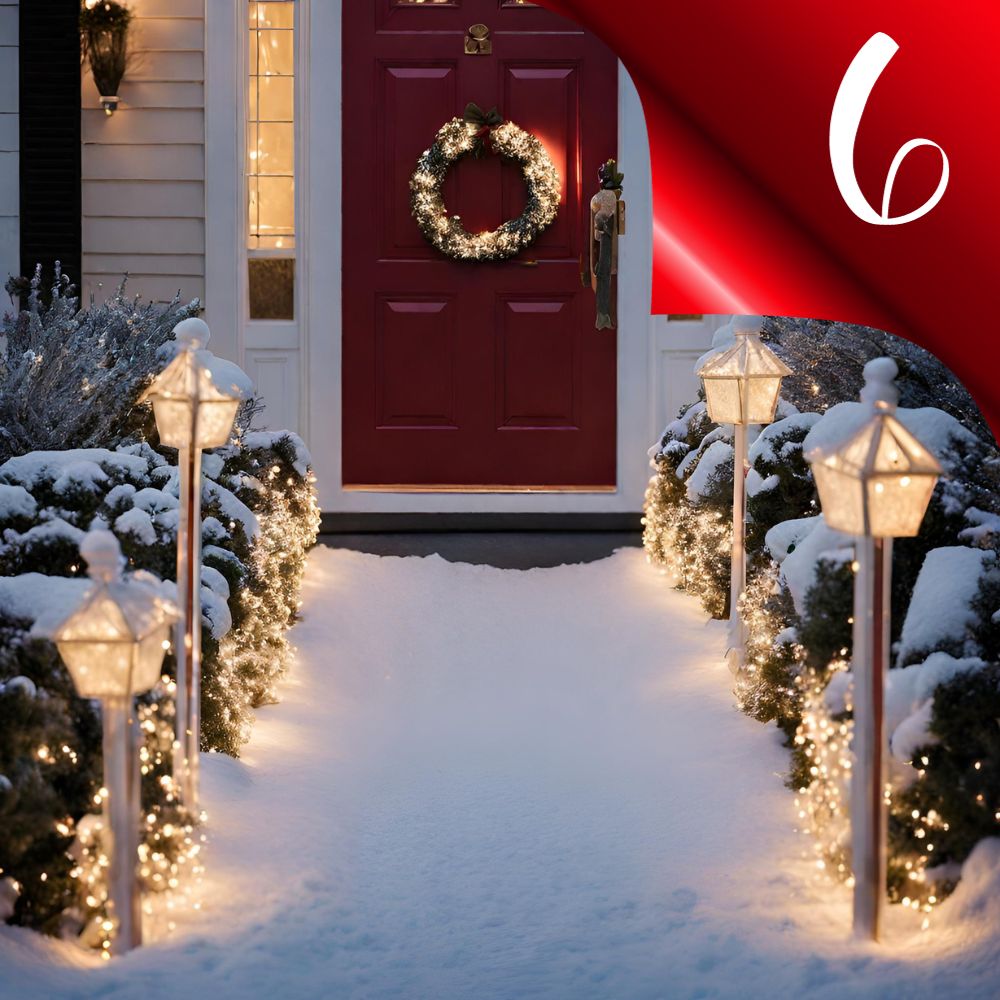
247, 0, 295, 320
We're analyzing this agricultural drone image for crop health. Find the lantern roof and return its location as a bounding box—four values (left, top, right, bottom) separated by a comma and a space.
48, 530, 178, 646
806, 358, 943, 479
141, 318, 245, 406
697, 315, 792, 380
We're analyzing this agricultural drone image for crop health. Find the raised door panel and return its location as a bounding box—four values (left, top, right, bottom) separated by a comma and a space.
376, 297, 458, 427
379, 64, 458, 258
496, 297, 579, 429
501, 65, 579, 259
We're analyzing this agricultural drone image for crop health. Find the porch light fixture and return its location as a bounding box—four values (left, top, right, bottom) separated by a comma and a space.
697, 315, 792, 670
80, 1, 133, 116
142, 318, 242, 812
806, 357, 941, 943
47, 529, 178, 956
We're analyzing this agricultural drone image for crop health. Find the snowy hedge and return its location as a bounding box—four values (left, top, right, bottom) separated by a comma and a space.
0, 275, 320, 939
643, 316, 1000, 915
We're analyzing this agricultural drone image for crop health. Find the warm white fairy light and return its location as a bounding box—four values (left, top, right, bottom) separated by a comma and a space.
410, 117, 561, 262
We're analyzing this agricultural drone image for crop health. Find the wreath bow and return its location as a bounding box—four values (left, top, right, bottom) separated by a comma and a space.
463, 102, 503, 157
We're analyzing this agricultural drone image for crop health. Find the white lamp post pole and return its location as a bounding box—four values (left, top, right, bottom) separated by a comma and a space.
45, 529, 178, 956
698, 315, 791, 671
143, 318, 241, 813
807, 357, 941, 941
730, 421, 748, 663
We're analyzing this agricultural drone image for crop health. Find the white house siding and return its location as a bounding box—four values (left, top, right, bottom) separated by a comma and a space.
81, 0, 205, 306
0, 1, 17, 290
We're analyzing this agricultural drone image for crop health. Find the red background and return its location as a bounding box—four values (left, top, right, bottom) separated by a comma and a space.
540, 0, 1000, 439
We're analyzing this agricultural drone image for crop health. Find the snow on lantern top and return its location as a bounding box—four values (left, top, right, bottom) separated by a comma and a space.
697, 315, 792, 426
47, 529, 178, 700
142, 318, 243, 450
806, 357, 942, 538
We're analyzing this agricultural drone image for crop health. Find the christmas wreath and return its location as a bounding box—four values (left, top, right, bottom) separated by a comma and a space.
409, 103, 562, 262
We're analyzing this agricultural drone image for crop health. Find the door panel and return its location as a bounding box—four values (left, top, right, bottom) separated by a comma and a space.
343, 0, 618, 488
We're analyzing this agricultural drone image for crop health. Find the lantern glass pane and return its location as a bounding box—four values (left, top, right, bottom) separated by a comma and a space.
703, 377, 742, 425
813, 464, 866, 535
745, 376, 782, 424
134, 627, 170, 694
152, 398, 194, 448
866, 473, 938, 538
56, 639, 134, 699
196, 399, 241, 448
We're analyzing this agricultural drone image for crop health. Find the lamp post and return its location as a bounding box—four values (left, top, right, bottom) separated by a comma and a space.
698, 315, 791, 670
806, 357, 941, 941
47, 529, 178, 956
142, 318, 241, 811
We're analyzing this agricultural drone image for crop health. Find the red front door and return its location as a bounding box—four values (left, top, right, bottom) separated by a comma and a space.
342, 0, 618, 489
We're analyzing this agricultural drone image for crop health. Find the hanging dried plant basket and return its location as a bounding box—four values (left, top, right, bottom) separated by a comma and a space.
79, 0, 133, 114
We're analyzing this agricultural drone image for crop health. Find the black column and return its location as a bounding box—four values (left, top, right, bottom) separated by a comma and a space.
19, 0, 82, 294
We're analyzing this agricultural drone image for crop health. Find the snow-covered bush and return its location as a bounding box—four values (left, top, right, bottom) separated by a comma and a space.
644, 315, 1000, 910
0, 276, 319, 936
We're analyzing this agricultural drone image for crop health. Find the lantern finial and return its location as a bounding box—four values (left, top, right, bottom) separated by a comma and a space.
173, 317, 211, 351
861, 357, 899, 410
731, 314, 764, 337
79, 528, 123, 584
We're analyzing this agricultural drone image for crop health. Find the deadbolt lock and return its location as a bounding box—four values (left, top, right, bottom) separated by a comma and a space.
465, 23, 492, 55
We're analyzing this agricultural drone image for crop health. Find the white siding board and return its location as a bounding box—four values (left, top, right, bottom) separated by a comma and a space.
0, 48, 16, 112
0, 150, 15, 215
84, 217, 204, 255
129, 51, 204, 83
83, 78, 205, 109
0, 111, 16, 151
0, 6, 16, 46
82, 109, 204, 145
84, 180, 204, 218
132, 18, 204, 52
83, 144, 204, 181
82, 2, 206, 306
84, 252, 204, 276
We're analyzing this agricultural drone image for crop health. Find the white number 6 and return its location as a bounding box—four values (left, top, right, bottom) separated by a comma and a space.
830, 32, 949, 226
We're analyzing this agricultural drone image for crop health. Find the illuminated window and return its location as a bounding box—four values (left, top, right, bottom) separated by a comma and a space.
247, 1, 295, 319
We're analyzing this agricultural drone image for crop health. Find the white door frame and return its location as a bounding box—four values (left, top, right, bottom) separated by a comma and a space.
204, 0, 719, 513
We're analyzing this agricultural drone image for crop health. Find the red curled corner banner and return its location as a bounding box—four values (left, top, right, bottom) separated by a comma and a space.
539, 0, 1000, 439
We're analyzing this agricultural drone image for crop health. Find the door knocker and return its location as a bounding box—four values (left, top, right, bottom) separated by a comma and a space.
465, 24, 492, 55
587, 159, 626, 330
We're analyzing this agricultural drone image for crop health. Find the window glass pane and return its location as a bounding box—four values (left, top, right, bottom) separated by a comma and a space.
258, 75, 293, 121
257, 176, 295, 237
249, 258, 295, 320
256, 122, 294, 174
256, 29, 294, 75
256, 1, 294, 28
247, 0, 294, 261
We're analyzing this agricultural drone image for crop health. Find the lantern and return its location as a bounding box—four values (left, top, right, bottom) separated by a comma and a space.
697, 315, 792, 670
806, 357, 941, 943
142, 317, 242, 811
47, 529, 178, 956
697, 314, 792, 426
807, 358, 941, 538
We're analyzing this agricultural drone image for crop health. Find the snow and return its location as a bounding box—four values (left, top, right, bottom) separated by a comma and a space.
0, 574, 89, 626
3, 547, 1000, 998
685, 440, 732, 501
3, 517, 84, 550
242, 431, 314, 477
747, 470, 779, 497
0, 484, 37, 521
771, 516, 854, 614
114, 508, 157, 546
748, 412, 821, 466
0, 450, 150, 491
897, 547, 995, 664
961, 507, 1000, 543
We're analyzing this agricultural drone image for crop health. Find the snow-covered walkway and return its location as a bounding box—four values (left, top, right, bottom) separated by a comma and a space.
3, 547, 1000, 999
